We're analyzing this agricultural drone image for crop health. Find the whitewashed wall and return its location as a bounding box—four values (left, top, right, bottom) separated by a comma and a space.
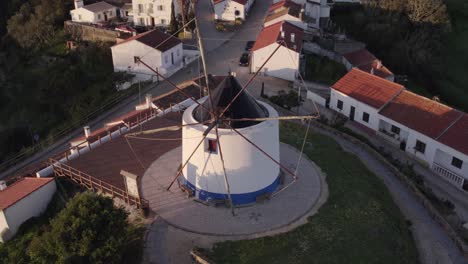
1, 180, 56, 242
111, 40, 183, 79
132, 0, 173, 26
182, 100, 280, 195
251, 44, 299, 82
70, 7, 117, 24
214, 1, 245, 21
329, 89, 380, 130
306, 90, 326, 106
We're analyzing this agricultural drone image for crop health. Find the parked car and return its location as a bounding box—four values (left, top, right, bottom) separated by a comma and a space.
239, 53, 250, 66
245, 41, 255, 51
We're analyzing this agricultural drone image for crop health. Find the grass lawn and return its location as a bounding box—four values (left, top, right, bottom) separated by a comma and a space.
303, 54, 347, 85
205, 122, 418, 264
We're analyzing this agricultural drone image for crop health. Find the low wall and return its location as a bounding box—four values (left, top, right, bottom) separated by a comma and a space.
65, 21, 120, 43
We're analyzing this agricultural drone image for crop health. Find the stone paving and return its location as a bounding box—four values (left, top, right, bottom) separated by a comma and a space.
141, 143, 326, 236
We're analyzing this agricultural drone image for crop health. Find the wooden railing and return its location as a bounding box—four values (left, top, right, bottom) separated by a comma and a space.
49, 158, 149, 209
433, 162, 464, 187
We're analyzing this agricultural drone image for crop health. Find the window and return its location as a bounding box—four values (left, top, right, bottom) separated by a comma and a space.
207, 139, 217, 153
391, 125, 400, 135
78, 14, 82, 20
161, 19, 167, 24
176, 49, 180, 57
165, 55, 168, 64
414, 140, 426, 154
362, 112, 370, 123
138, 4, 143, 13
98, 14, 101, 19
109, 11, 112, 16
139, 17, 144, 25
337, 100, 343, 110
452, 157, 463, 169
158, 5, 164, 11
134, 56, 140, 64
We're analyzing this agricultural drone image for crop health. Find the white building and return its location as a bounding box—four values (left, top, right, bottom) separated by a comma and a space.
305, 0, 331, 28
329, 68, 468, 189
70, 0, 118, 24
264, 0, 307, 30
111, 29, 183, 80
251, 21, 304, 82
0, 177, 56, 243
212, 0, 254, 21
132, 0, 188, 27
182, 75, 280, 205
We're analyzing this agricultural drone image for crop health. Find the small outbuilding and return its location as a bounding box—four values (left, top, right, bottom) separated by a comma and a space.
212, 0, 254, 21
70, 0, 118, 24
111, 29, 183, 81
0, 177, 56, 243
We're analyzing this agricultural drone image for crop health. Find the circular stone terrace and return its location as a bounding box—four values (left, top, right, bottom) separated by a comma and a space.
141, 143, 327, 236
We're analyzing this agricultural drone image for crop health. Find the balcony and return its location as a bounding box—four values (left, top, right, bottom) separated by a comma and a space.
432, 162, 464, 187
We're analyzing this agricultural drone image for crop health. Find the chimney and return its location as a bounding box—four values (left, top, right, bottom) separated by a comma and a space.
132, 31, 137, 37
432, 96, 440, 102
145, 93, 153, 108
281, 30, 285, 39
0, 181, 6, 191
74, 0, 84, 9
291, 33, 295, 43
376, 60, 383, 69
370, 67, 375, 75
83, 126, 91, 138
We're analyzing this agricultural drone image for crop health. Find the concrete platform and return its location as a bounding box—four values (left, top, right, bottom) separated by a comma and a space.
141, 143, 325, 236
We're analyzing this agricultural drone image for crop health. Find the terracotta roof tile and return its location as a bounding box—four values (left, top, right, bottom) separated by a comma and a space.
113, 30, 181, 52
331, 68, 403, 109
358, 61, 394, 79
379, 90, 464, 139
438, 114, 468, 156
82, 1, 116, 12
252, 21, 303, 52
265, 0, 302, 22
0, 177, 54, 210
343, 49, 377, 67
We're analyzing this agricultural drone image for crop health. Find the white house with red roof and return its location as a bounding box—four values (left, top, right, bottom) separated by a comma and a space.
251, 21, 304, 82
264, 0, 307, 30
0, 177, 56, 242
330, 69, 468, 189
212, 0, 254, 21
70, 0, 118, 24
111, 29, 183, 81
342, 49, 395, 82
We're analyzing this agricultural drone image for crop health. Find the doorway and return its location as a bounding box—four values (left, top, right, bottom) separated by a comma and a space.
151, 17, 155, 27
171, 52, 174, 65
350, 106, 355, 121
104, 13, 108, 21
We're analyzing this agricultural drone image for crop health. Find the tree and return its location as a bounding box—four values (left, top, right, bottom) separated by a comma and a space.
28, 192, 129, 264
169, 1, 178, 34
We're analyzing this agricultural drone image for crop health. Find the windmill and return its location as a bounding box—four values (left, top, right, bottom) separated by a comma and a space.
126, 0, 319, 216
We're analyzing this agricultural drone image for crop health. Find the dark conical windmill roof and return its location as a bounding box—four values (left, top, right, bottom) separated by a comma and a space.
193, 75, 268, 128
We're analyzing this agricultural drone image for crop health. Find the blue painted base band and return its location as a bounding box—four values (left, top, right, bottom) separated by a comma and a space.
183, 176, 280, 205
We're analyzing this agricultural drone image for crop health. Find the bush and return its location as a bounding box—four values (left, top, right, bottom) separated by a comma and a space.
28, 192, 130, 263
215, 23, 225, 31
269, 90, 302, 110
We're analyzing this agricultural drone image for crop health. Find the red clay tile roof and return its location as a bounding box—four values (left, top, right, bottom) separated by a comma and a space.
82, 1, 116, 12
252, 21, 303, 52
331, 68, 404, 109
379, 90, 464, 139
113, 30, 181, 52
265, 0, 302, 21
438, 114, 468, 156
0, 177, 54, 211
343, 49, 377, 67
358, 60, 394, 79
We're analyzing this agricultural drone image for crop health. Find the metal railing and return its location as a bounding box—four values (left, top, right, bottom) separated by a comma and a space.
432, 162, 464, 187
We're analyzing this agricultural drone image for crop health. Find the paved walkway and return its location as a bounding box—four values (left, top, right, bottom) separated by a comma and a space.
345, 121, 468, 222
142, 143, 328, 263
141, 144, 326, 236
274, 101, 468, 264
